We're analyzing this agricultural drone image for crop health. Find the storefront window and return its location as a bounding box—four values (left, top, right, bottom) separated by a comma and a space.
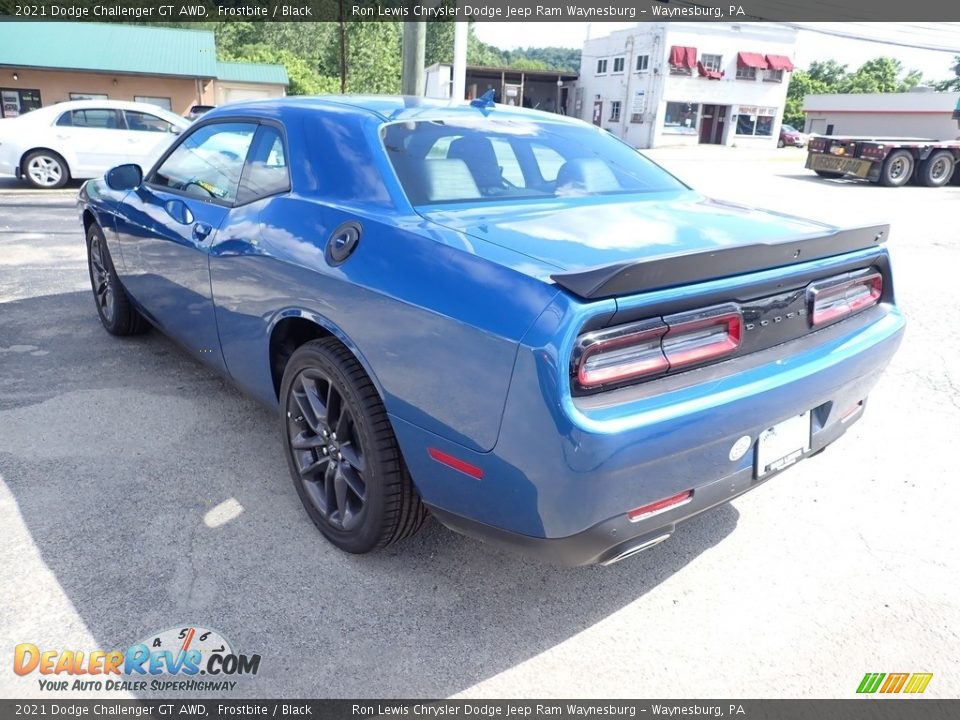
663, 102, 698, 134
1, 88, 41, 118
736, 106, 776, 136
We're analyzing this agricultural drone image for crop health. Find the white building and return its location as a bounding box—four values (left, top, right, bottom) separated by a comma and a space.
576, 23, 798, 148
803, 90, 960, 140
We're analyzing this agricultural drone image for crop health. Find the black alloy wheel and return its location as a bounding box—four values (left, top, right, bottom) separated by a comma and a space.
280, 338, 427, 554
85, 224, 148, 336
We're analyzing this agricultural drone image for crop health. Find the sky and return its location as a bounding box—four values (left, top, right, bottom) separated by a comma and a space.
472, 22, 960, 83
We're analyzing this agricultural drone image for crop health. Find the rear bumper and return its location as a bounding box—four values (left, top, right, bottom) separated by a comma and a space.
400, 299, 904, 564
427, 393, 865, 566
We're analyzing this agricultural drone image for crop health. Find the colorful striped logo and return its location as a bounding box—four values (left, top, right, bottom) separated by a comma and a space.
857, 672, 933, 694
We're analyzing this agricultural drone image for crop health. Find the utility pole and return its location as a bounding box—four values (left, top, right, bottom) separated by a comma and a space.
451, 22, 468, 101
401, 22, 426, 96
337, 0, 346, 93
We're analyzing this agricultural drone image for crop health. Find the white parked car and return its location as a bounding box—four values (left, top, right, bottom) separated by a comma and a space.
0, 99, 190, 189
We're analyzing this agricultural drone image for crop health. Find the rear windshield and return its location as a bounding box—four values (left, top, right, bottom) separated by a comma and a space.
381, 117, 686, 206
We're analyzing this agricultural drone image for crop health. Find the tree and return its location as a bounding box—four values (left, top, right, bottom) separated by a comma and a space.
932, 55, 960, 91
841, 57, 921, 94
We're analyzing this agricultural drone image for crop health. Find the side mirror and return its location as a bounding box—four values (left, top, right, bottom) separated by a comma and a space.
105, 164, 143, 191
171, 125, 183, 135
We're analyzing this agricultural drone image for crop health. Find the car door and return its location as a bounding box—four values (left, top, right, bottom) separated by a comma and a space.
112, 121, 258, 372
53, 108, 127, 175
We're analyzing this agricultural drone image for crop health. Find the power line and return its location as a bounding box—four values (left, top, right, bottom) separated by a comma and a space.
784, 23, 960, 53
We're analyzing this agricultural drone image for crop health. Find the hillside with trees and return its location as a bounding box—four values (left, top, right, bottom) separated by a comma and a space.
151, 22, 580, 96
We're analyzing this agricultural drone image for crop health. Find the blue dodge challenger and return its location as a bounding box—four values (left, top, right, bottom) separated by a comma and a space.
78, 96, 904, 565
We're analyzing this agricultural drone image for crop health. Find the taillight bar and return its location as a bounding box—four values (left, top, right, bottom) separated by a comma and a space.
577, 320, 668, 387
662, 306, 743, 369
575, 304, 743, 390
807, 272, 882, 326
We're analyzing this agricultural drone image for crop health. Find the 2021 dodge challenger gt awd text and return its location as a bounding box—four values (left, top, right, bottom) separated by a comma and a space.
77, 96, 904, 566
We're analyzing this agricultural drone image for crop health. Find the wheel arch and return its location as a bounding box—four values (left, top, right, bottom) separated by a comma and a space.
267, 309, 388, 406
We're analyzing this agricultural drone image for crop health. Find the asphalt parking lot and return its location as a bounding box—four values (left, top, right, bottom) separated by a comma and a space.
1, 147, 958, 699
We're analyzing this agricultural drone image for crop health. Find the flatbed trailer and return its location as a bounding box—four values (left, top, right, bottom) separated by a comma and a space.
806, 135, 960, 187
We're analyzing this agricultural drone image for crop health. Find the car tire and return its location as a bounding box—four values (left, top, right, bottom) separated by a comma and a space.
777, 139, 785, 148
814, 170, 843, 178
917, 151, 955, 188
22, 149, 70, 189
86, 223, 149, 336
880, 150, 914, 187
280, 338, 428, 554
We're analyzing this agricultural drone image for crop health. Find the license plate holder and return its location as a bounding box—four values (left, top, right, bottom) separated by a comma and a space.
756, 411, 811, 478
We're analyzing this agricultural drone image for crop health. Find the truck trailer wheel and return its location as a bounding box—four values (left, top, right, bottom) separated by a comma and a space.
880, 150, 915, 187
917, 151, 955, 187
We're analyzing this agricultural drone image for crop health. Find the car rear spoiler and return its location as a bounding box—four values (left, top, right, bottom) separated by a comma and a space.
550, 224, 890, 300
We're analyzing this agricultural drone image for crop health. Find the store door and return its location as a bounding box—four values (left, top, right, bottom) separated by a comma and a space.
700, 105, 728, 144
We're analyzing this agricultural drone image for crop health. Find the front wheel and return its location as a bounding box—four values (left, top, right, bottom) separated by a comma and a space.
280, 338, 427, 554
86, 224, 149, 335
23, 150, 69, 189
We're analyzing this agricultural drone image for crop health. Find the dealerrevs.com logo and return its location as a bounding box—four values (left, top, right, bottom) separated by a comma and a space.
14, 625, 261, 692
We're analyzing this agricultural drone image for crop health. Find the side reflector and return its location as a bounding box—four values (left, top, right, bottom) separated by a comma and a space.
627, 490, 693, 522
428, 448, 484, 480
808, 272, 882, 326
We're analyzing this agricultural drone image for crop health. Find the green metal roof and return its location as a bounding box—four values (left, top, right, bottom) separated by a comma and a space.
216, 61, 289, 86
0, 22, 218, 77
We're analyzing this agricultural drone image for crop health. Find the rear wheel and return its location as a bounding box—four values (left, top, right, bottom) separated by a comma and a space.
86, 224, 149, 335
280, 338, 427, 554
880, 150, 914, 187
22, 150, 69, 189
917, 151, 955, 187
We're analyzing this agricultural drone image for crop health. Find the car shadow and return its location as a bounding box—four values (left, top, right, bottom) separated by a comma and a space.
0, 177, 84, 192
1, 290, 740, 698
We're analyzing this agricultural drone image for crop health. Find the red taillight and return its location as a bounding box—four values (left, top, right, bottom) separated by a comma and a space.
574, 305, 743, 390
808, 272, 882, 326
662, 308, 743, 369
628, 490, 693, 522
577, 321, 669, 387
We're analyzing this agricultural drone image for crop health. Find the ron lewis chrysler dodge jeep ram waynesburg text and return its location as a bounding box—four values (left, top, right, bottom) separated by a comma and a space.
77, 96, 904, 565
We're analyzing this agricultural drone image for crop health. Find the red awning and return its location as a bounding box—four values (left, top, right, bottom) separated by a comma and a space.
697, 62, 724, 80
765, 54, 795, 71
737, 52, 768, 70
670, 46, 698, 69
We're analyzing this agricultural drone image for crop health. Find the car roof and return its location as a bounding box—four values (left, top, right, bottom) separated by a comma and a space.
206, 95, 587, 128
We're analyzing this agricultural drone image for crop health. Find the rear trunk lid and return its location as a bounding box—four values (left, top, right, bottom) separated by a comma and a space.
420, 192, 886, 299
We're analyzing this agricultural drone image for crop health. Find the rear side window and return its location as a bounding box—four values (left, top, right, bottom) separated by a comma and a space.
57, 109, 122, 129
124, 110, 175, 133
150, 122, 256, 204
236, 126, 291, 205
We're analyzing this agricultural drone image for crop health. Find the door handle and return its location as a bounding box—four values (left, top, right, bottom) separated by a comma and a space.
193, 222, 213, 241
